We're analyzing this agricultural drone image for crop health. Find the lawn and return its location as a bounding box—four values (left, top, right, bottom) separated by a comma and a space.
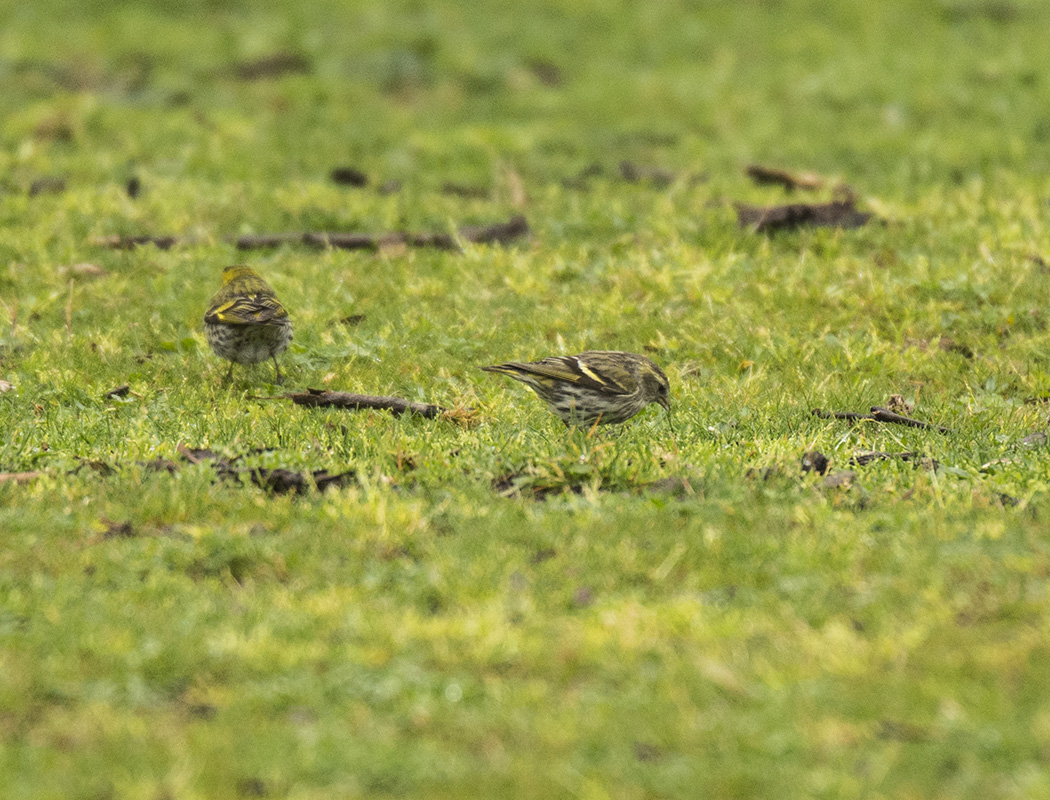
3, 0, 1050, 797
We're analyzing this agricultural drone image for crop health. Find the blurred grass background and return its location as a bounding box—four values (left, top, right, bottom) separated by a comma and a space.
3, 1, 1050, 798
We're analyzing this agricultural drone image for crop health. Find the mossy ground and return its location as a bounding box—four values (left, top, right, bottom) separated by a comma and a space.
3, 1, 1050, 797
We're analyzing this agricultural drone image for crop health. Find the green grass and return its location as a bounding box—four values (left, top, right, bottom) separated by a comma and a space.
4, 0, 1050, 797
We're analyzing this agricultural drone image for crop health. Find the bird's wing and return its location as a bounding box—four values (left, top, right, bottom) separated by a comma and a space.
500, 356, 630, 395
205, 294, 287, 326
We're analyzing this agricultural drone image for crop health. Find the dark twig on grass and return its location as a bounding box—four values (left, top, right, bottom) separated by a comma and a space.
736, 199, 871, 233
811, 409, 870, 423
283, 389, 450, 419
870, 407, 951, 434
812, 407, 951, 434
95, 216, 529, 253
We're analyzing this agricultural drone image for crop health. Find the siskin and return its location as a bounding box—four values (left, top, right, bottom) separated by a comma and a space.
204, 265, 293, 383
481, 350, 671, 427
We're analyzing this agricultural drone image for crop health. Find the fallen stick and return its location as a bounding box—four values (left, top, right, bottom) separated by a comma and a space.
870, 406, 952, 434
284, 389, 449, 418
812, 407, 951, 434
811, 409, 870, 423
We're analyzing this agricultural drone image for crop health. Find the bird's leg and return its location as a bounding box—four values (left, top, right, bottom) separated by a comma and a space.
225, 361, 235, 383
272, 356, 283, 385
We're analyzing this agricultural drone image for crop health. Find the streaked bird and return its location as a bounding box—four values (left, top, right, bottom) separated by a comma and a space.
204, 265, 293, 383
481, 350, 670, 427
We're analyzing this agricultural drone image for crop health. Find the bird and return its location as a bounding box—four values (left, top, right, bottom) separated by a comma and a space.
481, 350, 671, 427
203, 265, 293, 383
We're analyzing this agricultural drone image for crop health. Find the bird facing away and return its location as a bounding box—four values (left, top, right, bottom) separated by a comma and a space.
204, 265, 293, 383
481, 350, 671, 427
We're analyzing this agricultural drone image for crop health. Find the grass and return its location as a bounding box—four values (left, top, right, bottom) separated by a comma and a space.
3, 0, 1050, 797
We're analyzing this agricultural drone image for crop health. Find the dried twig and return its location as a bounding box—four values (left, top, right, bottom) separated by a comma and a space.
812, 407, 951, 434
745, 164, 825, 192
811, 409, 870, 423
870, 407, 951, 434
283, 389, 449, 418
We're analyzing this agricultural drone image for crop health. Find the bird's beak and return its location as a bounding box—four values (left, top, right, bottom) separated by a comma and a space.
657, 396, 671, 411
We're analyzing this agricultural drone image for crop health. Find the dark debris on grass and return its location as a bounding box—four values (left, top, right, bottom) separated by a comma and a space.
92, 215, 530, 253
492, 469, 698, 501
619, 160, 676, 187
329, 166, 370, 187
736, 198, 872, 233
229, 52, 311, 81
801, 450, 830, 475
440, 181, 490, 199
28, 176, 67, 196
525, 58, 564, 87
850, 451, 940, 471
61, 447, 356, 495
175, 445, 355, 494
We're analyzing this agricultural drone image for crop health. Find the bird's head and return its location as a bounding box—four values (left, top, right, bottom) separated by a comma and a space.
640, 361, 671, 411
221, 265, 260, 284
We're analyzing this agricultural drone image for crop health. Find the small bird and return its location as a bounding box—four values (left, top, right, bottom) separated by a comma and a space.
481, 350, 671, 427
204, 265, 293, 383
